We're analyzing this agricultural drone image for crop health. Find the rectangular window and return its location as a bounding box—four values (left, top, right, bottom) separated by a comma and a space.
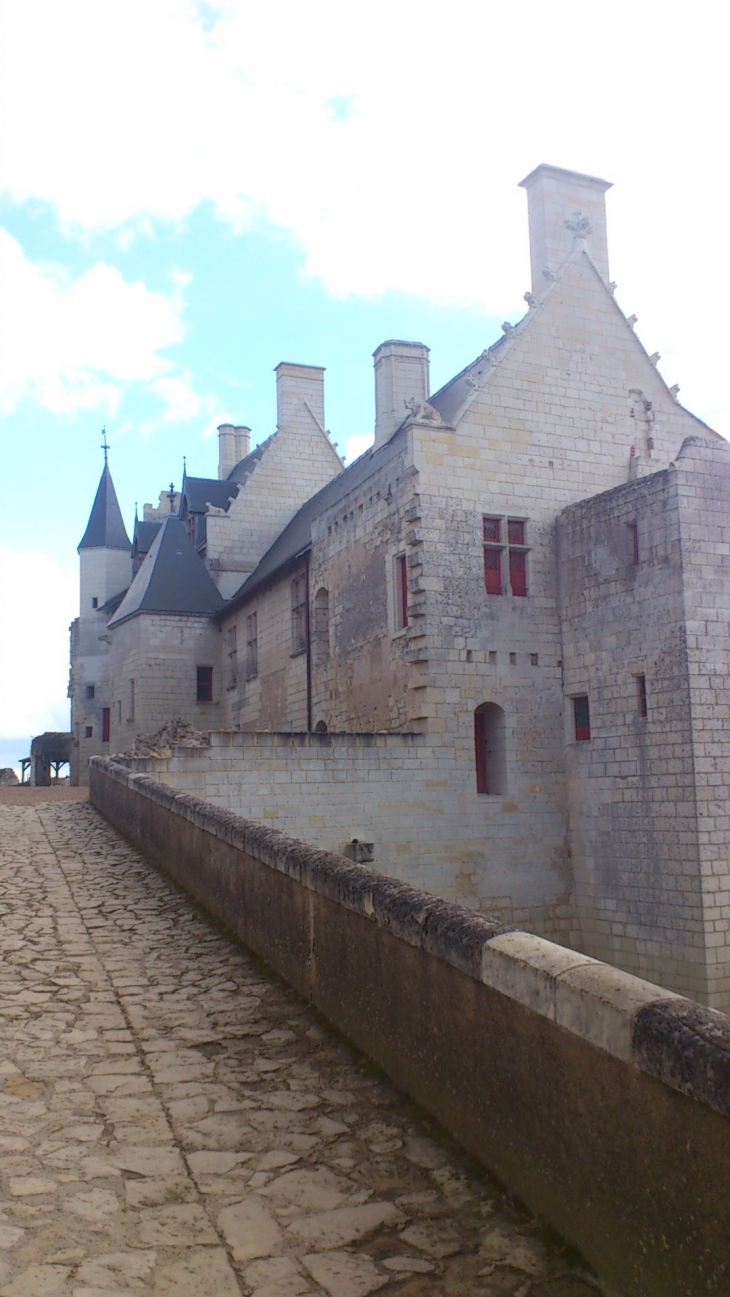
637, 673, 647, 718
197, 665, 213, 702
85, 726, 93, 739
628, 521, 639, 565
102, 708, 110, 742
117, 699, 122, 725
507, 519, 525, 546
484, 547, 502, 596
474, 710, 488, 794
573, 695, 591, 742
291, 573, 307, 655
394, 553, 409, 630
92, 596, 98, 609
246, 612, 258, 679
227, 625, 238, 689
128, 680, 135, 722
85, 684, 95, 700
509, 549, 527, 597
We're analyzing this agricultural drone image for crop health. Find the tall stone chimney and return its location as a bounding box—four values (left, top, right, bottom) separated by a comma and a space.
275, 363, 325, 433
518, 164, 612, 296
218, 424, 251, 479
373, 340, 430, 450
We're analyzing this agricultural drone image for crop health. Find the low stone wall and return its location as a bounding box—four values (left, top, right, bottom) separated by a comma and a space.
118, 728, 571, 941
90, 756, 730, 1297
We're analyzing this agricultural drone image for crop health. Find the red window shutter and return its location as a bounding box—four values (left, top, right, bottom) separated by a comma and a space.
574, 695, 591, 741
102, 708, 110, 742
484, 549, 501, 595
509, 549, 527, 596
507, 519, 525, 545
483, 517, 501, 543
474, 710, 488, 793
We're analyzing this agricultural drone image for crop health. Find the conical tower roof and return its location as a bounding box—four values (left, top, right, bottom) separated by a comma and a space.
78, 463, 131, 551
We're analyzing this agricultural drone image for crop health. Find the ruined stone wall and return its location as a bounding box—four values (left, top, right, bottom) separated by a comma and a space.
109, 613, 223, 752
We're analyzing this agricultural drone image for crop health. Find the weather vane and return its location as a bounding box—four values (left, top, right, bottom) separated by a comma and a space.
168, 481, 176, 510
101, 427, 109, 465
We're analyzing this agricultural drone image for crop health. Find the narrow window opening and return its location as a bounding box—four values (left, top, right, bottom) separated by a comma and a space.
102, 708, 110, 742
92, 596, 99, 609
474, 703, 507, 795
197, 666, 213, 703
508, 519, 528, 596
315, 720, 328, 733
628, 522, 639, 565
313, 588, 330, 665
117, 699, 122, 725
246, 613, 258, 679
394, 555, 408, 630
637, 674, 648, 718
128, 680, 135, 722
574, 695, 591, 741
85, 684, 95, 700
227, 626, 238, 689
85, 726, 93, 739
530, 653, 539, 666
291, 573, 307, 654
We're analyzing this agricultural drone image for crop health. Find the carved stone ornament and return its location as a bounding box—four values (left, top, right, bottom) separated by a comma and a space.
501, 321, 515, 335
403, 396, 444, 425
565, 211, 593, 237
523, 291, 537, 308
669, 384, 681, 400
649, 353, 661, 366
627, 314, 638, 329
608, 281, 618, 295
542, 267, 556, 282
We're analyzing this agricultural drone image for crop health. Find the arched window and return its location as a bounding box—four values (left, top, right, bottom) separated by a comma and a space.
314, 720, 328, 733
313, 588, 330, 668
474, 703, 506, 795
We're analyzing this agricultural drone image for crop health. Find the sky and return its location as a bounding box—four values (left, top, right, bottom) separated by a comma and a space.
0, 0, 728, 773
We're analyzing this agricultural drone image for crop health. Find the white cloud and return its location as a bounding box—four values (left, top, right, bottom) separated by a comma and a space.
0, 0, 728, 430
0, 550, 77, 740
0, 230, 195, 417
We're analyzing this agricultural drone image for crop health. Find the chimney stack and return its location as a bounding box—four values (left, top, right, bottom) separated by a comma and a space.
518, 164, 612, 296
275, 363, 325, 434
218, 424, 250, 479
373, 340, 430, 450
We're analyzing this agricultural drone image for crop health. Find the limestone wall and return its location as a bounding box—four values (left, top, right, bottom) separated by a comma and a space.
90, 755, 730, 1297
109, 613, 223, 751
118, 730, 571, 935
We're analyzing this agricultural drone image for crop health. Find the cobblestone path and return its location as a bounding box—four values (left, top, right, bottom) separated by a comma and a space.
0, 801, 602, 1297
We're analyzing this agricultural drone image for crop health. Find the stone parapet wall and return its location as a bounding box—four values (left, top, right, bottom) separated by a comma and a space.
115, 729, 570, 936
91, 755, 730, 1297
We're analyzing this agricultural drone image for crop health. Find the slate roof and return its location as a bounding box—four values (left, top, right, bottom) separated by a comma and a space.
182, 477, 240, 513
132, 520, 161, 555
108, 515, 224, 627
216, 427, 405, 618
227, 436, 274, 483
78, 464, 131, 551
99, 588, 129, 615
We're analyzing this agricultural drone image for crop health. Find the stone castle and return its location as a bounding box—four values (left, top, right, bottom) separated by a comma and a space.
70, 164, 730, 1011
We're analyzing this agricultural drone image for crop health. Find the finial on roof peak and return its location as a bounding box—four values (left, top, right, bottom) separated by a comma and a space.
101, 426, 109, 466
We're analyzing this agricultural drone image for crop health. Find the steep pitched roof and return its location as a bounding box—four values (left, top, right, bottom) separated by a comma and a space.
182, 477, 240, 513
78, 464, 131, 551
227, 435, 275, 483
216, 428, 405, 618
108, 515, 224, 627
132, 520, 161, 555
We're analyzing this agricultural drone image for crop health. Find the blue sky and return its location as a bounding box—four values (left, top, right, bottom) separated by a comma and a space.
1, 0, 727, 772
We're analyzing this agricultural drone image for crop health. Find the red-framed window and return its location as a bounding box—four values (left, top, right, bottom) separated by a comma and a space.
197, 665, 213, 702
102, 708, 111, 742
483, 516, 529, 596
573, 695, 591, 741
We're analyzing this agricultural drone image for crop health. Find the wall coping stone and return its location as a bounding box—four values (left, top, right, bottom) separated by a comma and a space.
91, 755, 730, 1119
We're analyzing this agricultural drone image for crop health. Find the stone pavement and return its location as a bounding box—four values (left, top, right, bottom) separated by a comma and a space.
0, 801, 603, 1297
